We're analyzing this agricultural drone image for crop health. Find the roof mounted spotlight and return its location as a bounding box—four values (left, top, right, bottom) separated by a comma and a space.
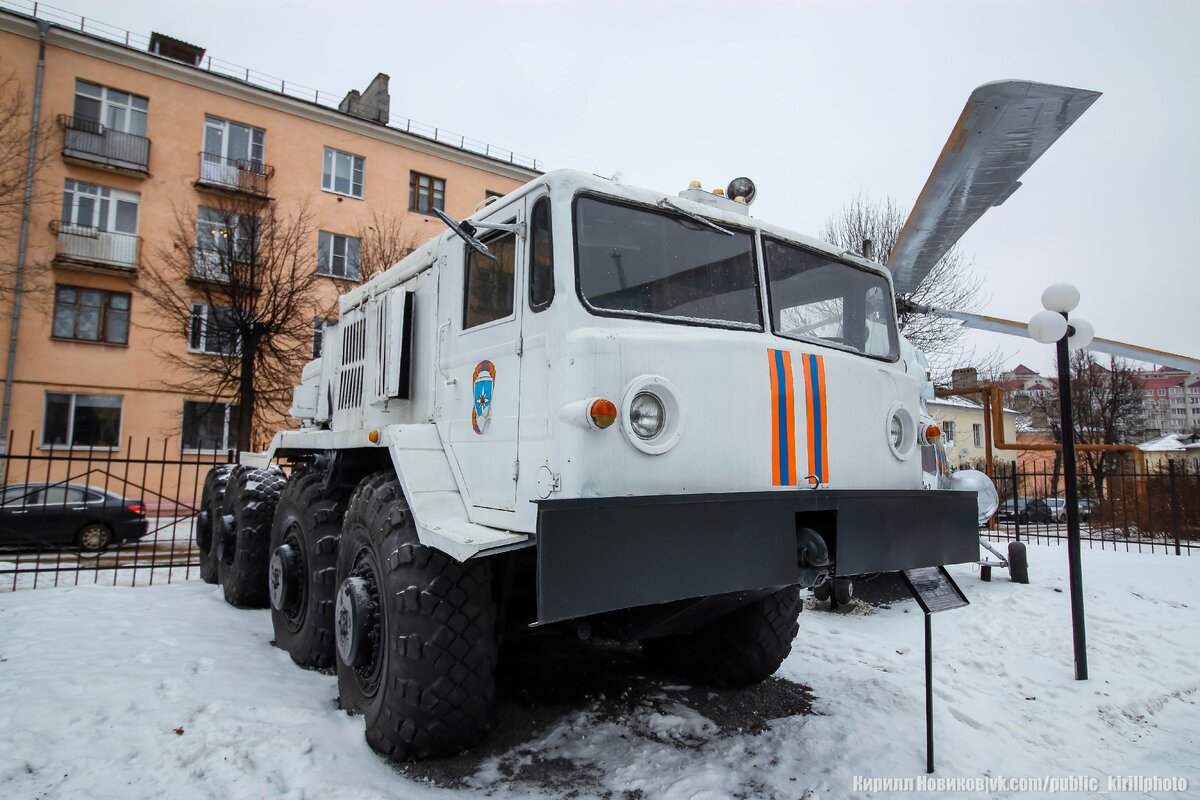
726, 177, 757, 205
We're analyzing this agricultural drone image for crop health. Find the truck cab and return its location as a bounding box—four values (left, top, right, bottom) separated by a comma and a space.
275, 169, 983, 623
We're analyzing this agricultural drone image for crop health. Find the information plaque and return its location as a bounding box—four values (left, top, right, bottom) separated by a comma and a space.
901, 566, 969, 614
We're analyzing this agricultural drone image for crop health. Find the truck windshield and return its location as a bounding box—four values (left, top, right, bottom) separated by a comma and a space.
574, 195, 762, 329
763, 236, 898, 360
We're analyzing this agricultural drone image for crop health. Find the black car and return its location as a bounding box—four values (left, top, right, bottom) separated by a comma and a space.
0, 483, 149, 550
1018, 498, 1058, 524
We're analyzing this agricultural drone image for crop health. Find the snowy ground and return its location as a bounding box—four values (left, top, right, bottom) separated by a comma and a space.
1, 544, 1197, 799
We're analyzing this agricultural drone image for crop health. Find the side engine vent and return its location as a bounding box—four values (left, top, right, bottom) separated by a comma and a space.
337, 315, 367, 410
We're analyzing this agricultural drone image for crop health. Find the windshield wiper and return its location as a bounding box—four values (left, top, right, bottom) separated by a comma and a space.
657, 198, 735, 236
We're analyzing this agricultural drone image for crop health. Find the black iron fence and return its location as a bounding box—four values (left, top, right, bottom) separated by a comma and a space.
0, 433, 232, 591
4, 433, 1196, 592
985, 458, 1199, 555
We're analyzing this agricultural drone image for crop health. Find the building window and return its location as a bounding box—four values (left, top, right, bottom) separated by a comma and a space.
312, 318, 332, 359
322, 147, 364, 198
463, 232, 516, 329
1159, 389, 1167, 396
43, 392, 122, 447
73, 79, 148, 136
182, 400, 239, 452
201, 115, 266, 184
529, 196, 554, 311
972, 424, 983, 448
1169, 387, 1182, 395
409, 171, 445, 213
61, 180, 140, 234
53, 286, 130, 344
203, 116, 264, 166
194, 207, 256, 280
189, 303, 239, 355
942, 421, 956, 443
317, 231, 361, 280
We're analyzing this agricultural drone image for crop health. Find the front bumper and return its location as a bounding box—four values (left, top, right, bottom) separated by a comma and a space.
535, 489, 978, 623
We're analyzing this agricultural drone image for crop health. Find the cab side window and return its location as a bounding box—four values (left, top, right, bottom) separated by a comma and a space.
463, 231, 516, 329
529, 197, 554, 311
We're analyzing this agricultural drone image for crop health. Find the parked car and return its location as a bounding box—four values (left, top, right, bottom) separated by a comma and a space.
1043, 498, 1068, 522
1018, 498, 1059, 524
0, 483, 148, 550
1041, 497, 1095, 523
996, 498, 1029, 521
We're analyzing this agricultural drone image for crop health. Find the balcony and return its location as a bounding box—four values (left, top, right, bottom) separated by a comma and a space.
59, 115, 151, 176
52, 222, 139, 273
195, 153, 274, 200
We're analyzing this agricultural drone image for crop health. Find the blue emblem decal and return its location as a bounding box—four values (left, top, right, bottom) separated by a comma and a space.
472, 360, 496, 435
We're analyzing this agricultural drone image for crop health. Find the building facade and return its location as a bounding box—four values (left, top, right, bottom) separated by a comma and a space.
0, 9, 539, 458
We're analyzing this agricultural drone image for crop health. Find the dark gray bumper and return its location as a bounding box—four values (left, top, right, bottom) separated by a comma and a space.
535, 489, 978, 623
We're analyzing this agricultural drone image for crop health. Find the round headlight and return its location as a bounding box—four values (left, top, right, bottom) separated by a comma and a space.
890, 415, 904, 449
629, 392, 665, 440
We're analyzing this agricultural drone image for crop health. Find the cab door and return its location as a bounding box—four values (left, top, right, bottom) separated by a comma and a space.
435, 202, 524, 512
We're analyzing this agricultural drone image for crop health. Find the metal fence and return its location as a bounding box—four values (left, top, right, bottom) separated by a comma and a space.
0, 433, 232, 591
985, 458, 1199, 556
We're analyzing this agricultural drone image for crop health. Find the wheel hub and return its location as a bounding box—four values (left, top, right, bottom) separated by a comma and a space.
216, 514, 236, 563
335, 576, 374, 667
269, 544, 300, 611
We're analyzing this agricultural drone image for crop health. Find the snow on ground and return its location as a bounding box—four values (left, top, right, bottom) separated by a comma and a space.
1, 544, 1198, 799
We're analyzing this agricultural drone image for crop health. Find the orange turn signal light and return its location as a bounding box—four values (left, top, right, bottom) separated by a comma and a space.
589, 399, 618, 429
921, 424, 941, 445
368, 430, 380, 444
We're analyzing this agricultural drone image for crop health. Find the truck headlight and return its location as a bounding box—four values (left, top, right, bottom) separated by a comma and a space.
630, 392, 665, 439
620, 375, 684, 455
950, 469, 1000, 524
885, 403, 917, 459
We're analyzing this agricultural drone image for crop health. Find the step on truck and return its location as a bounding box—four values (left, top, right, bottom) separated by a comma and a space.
198, 167, 1001, 760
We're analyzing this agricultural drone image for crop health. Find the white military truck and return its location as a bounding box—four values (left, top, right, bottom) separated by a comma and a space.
196, 80, 1113, 761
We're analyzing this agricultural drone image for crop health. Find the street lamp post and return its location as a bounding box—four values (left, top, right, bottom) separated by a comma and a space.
1029, 283, 1094, 681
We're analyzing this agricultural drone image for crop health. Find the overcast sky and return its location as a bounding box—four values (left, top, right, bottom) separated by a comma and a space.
62, 0, 1200, 374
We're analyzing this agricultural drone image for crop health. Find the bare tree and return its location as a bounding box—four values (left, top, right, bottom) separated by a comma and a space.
1029, 351, 1143, 498
0, 63, 53, 295
822, 192, 992, 377
1066, 351, 1143, 497
354, 209, 424, 283
139, 189, 331, 452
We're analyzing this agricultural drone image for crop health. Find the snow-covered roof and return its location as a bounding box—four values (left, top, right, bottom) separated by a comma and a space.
929, 395, 1019, 415
1138, 433, 1188, 452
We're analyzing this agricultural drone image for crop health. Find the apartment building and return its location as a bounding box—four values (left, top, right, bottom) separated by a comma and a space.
0, 8, 539, 456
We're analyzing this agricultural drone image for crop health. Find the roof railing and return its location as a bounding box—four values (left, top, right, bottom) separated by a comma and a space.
5, 0, 541, 171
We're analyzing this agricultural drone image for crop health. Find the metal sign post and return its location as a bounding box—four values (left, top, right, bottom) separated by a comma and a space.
901, 567, 970, 774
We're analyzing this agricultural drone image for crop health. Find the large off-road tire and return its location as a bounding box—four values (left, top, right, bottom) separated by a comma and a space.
335, 472, 497, 761
217, 465, 286, 608
197, 465, 234, 584
269, 465, 347, 668
642, 586, 802, 688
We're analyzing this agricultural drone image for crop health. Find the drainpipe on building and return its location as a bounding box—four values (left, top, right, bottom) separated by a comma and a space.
1, 21, 51, 476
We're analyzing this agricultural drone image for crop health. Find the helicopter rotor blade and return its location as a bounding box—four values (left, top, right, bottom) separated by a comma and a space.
914, 305, 1200, 372
888, 80, 1101, 295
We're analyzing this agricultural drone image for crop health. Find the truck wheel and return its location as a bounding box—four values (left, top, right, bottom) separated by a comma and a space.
269, 466, 347, 668
335, 472, 497, 761
1008, 541, 1030, 584
833, 578, 854, 606
218, 465, 286, 608
642, 586, 801, 688
812, 581, 832, 602
197, 465, 234, 585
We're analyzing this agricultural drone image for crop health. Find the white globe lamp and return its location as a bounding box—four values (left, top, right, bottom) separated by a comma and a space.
1028, 310, 1069, 344
1041, 283, 1080, 313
